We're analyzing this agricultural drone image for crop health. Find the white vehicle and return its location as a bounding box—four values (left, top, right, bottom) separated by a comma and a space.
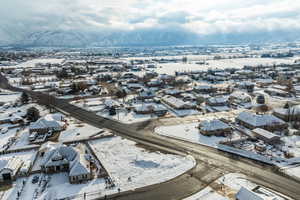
1, 127, 8, 134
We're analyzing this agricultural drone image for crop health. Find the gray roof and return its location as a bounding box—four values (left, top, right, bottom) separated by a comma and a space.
236, 112, 286, 127
69, 159, 89, 176
0, 157, 23, 175
29, 114, 64, 130
200, 119, 230, 131
236, 187, 268, 200
41, 143, 78, 168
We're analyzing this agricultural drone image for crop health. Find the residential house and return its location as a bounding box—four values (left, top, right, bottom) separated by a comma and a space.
162, 95, 195, 110
252, 128, 281, 144
273, 105, 300, 122
29, 113, 66, 134
236, 111, 288, 131
194, 85, 216, 94
133, 104, 167, 116
0, 157, 23, 183
205, 96, 230, 112
236, 187, 278, 200
39, 142, 92, 184
199, 119, 231, 136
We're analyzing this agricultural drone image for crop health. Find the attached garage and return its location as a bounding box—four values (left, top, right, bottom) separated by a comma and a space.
0, 158, 23, 183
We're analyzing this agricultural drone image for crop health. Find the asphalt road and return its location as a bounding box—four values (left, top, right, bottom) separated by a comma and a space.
1, 74, 299, 200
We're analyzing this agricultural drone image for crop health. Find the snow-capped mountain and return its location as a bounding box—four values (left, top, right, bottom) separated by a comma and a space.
1, 28, 300, 47
10, 29, 199, 47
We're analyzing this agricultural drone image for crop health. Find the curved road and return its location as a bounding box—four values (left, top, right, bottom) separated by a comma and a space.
1, 74, 299, 200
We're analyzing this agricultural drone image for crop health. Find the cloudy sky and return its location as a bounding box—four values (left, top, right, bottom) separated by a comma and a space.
0, 0, 300, 43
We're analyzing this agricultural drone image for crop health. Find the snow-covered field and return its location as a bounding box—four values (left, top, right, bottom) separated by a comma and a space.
153, 58, 295, 75
90, 136, 195, 191
14, 58, 64, 69
155, 123, 239, 147
59, 118, 103, 142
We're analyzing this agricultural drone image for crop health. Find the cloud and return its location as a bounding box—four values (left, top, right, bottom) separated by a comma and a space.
0, 0, 300, 43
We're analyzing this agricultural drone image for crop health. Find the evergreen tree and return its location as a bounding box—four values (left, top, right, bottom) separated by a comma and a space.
21, 92, 29, 104
27, 107, 40, 122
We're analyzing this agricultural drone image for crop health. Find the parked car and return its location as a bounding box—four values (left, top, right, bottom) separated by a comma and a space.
1, 127, 8, 134
32, 175, 39, 184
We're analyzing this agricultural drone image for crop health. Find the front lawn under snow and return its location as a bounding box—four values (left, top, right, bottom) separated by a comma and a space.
90, 136, 195, 191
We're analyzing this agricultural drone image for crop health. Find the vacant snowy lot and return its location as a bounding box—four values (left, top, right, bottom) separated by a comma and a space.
99, 109, 155, 124
155, 123, 230, 147
15, 58, 64, 69
90, 136, 195, 191
58, 118, 103, 142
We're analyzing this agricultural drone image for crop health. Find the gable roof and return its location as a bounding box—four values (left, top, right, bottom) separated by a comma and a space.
200, 119, 230, 131
0, 157, 23, 175
29, 114, 65, 130
236, 112, 286, 127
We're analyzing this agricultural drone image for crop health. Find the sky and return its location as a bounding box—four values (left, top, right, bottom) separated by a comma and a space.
0, 0, 300, 44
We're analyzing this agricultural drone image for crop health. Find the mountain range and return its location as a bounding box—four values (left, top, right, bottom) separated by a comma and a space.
1, 28, 300, 47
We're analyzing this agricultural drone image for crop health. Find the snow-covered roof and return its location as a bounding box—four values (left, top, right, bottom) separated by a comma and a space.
40, 143, 78, 168
194, 85, 214, 90
207, 96, 228, 104
252, 128, 279, 140
29, 114, 65, 130
162, 95, 188, 109
236, 112, 286, 127
139, 90, 155, 97
69, 160, 89, 176
164, 89, 181, 95
200, 119, 230, 131
230, 91, 251, 101
134, 104, 167, 112
69, 153, 90, 176
236, 187, 277, 200
291, 105, 300, 115
0, 157, 23, 174
236, 187, 264, 200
